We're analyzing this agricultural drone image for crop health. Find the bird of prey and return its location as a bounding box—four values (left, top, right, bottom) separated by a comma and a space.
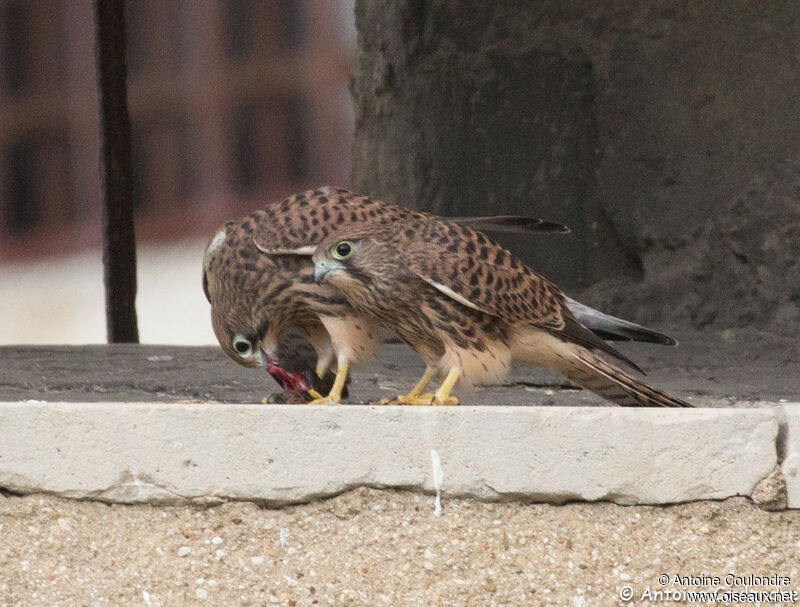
312, 217, 691, 407
203, 186, 573, 402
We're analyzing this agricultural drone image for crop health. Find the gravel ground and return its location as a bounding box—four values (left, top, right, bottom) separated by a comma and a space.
1, 489, 798, 607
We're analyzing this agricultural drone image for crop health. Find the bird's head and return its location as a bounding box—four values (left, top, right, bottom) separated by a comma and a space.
312, 225, 401, 296
203, 225, 278, 370
203, 221, 332, 398
210, 305, 268, 368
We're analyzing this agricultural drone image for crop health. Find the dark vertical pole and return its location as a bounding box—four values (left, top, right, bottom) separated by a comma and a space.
93, 0, 139, 342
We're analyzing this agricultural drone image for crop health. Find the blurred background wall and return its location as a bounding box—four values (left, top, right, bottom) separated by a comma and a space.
2, 1, 797, 345
352, 1, 800, 336
0, 0, 355, 344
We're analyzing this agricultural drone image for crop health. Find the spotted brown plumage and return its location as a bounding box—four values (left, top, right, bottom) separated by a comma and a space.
312, 218, 691, 408
203, 186, 574, 403
204, 224, 343, 398
249, 186, 569, 255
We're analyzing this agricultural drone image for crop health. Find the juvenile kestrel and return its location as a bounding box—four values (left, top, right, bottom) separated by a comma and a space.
203, 186, 577, 402
312, 218, 690, 407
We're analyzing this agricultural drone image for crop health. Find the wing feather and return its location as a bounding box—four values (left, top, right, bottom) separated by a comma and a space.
251, 186, 568, 256
399, 220, 641, 371
402, 220, 566, 330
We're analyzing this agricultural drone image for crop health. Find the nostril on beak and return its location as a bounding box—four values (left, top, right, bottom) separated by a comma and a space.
314, 261, 330, 283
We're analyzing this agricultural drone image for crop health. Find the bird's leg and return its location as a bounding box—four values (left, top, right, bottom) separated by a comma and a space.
315, 349, 334, 380
386, 367, 459, 406
295, 341, 343, 401
432, 367, 460, 405
307, 356, 349, 404
404, 366, 437, 398
381, 366, 436, 405
305, 361, 330, 401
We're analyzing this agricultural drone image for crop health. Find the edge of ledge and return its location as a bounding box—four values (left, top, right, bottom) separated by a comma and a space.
0, 402, 792, 508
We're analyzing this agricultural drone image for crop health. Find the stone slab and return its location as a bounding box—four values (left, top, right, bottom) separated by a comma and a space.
0, 402, 780, 506
780, 406, 800, 508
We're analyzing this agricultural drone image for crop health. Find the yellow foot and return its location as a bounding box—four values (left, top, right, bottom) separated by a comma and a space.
386, 392, 459, 406
306, 392, 341, 405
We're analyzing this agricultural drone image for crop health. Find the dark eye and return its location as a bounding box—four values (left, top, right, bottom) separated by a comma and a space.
332, 240, 353, 260
232, 335, 252, 356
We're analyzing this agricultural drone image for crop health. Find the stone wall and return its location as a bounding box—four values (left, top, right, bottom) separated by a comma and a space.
351, 1, 800, 331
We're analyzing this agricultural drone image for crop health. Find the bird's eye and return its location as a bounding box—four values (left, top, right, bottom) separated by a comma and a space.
232, 335, 252, 357
332, 240, 353, 260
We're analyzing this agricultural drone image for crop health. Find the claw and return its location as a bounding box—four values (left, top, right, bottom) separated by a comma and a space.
306, 395, 340, 405
304, 359, 349, 405
386, 392, 459, 406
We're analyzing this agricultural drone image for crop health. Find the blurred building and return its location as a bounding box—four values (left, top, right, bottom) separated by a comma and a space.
0, 0, 355, 344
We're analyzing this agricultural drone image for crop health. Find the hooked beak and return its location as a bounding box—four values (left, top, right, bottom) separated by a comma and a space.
261, 348, 279, 368
314, 259, 340, 283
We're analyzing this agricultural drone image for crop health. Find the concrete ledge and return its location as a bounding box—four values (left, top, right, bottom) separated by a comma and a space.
781, 407, 800, 508
0, 402, 788, 507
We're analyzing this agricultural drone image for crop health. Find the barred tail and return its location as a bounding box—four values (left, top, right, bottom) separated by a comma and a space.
561, 348, 692, 408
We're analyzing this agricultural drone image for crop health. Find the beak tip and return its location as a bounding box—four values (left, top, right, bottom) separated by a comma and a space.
313, 263, 329, 283
260, 349, 278, 368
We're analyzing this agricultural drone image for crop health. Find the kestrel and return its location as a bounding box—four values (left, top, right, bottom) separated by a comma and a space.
312, 217, 690, 407
203, 186, 576, 402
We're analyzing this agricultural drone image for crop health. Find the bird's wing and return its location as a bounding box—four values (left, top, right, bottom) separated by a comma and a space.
405, 220, 567, 329
404, 220, 644, 371
449, 216, 570, 234
565, 297, 677, 346
251, 186, 569, 255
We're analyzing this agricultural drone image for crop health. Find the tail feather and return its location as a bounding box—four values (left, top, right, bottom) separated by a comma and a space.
561, 348, 692, 408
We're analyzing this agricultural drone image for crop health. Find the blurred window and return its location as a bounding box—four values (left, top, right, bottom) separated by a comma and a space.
0, 0, 353, 261
225, 0, 305, 58
231, 97, 309, 195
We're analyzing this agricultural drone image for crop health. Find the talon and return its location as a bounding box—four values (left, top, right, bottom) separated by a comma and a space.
384, 391, 459, 406
306, 396, 338, 405
304, 359, 349, 405
385, 391, 435, 405
390, 397, 433, 406
385, 392, 458, 406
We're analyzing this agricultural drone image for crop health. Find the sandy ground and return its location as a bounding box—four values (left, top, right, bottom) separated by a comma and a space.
1, 489, 798, 607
